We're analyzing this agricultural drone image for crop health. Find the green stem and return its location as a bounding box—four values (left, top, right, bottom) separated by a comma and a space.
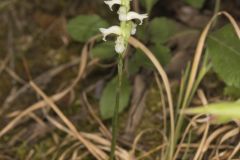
212, 0, 221, 27
110, 53, 124, 160
109, 0, 130, 159
214, 0, 221, 15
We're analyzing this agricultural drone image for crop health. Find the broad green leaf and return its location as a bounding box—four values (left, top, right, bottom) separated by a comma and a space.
150, 44, 171, 67
67, 15, 108, 42
207, 25, 240, 88
184, 0, 205, 9
140, 0, 158, 13
224, 86, 240, 99
128, 44, 171, 74
149, 17, 178, 44
91, 42, 115, 59
100, 76, 132, 119
184, 101, 240, 124
136, 24, 148, 42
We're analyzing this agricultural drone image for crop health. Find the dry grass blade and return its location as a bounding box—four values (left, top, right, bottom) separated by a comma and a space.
1, 57, 80, 115
0, 54, 10, 75
128, 36, 175, 158
77, 152, 89, 160
28, 112, 47, 128
202, 125, 232, 152
180, 143, 233, 150
29, 81, 108, 160
131, 129, 167, 157
131, 129, 167, 160
0, 76, 81, 137
193, 122, 210, 160
44, 97, 128, 160
217, 127, 239, 159
0, 35, 98, 137
221, 129, 240, 158
130, 129, 149, 156
173, 115, 203, 159
197, 89, 208, 106
81, 132, 130, 159
202, 125, 232, 153
26, 149, 34, 160
0, 92, 64, 138
44, 113, 73, 135
71, 148, 79, 160
59, 142, 81, 160
193, 90, 209, 160
228, 141, 240, 160
5, 66, 26, 84
0, 35, 106, 159
81, 92, 111, 139
220, 128, 239, 144
136, 144, 167, 160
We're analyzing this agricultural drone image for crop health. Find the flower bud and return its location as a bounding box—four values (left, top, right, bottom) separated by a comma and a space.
115, 36, 125, 53
131, 23, 137, 35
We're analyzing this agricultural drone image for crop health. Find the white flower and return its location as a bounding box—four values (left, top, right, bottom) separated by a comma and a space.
99, 26, 121, 41
131, 23, 137, 35
104, 0, 121, 11
115, 36, 125, 53
127, 12, 148, 25
118, 7, 148, 25
99, 26, 126, 53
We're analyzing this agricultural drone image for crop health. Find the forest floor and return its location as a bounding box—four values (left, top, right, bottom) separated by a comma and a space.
0, 0, 240, 159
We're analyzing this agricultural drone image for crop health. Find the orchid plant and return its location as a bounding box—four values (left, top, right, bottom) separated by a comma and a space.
99, 0, 148, 159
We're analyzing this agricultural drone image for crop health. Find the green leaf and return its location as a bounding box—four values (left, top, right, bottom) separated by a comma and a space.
224, 86, 240, 99
67, 15, 108, 42
207, 25, 240, 88
184, 0, 205, 9
136, 24, 148, 42
128, 44, 171, 74
184, 101, 240, 124
91, 42, 115, 59
150, 44, 171, 66
149, 17, 177, 44
100, 76, 132, 119
140, 0, 158, 13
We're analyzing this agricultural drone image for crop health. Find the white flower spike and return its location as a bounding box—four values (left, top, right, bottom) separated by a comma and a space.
100, 0, 147, 53
104, 0, 121, 11
99, 26, 121, 41
115, 36, 125, 53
